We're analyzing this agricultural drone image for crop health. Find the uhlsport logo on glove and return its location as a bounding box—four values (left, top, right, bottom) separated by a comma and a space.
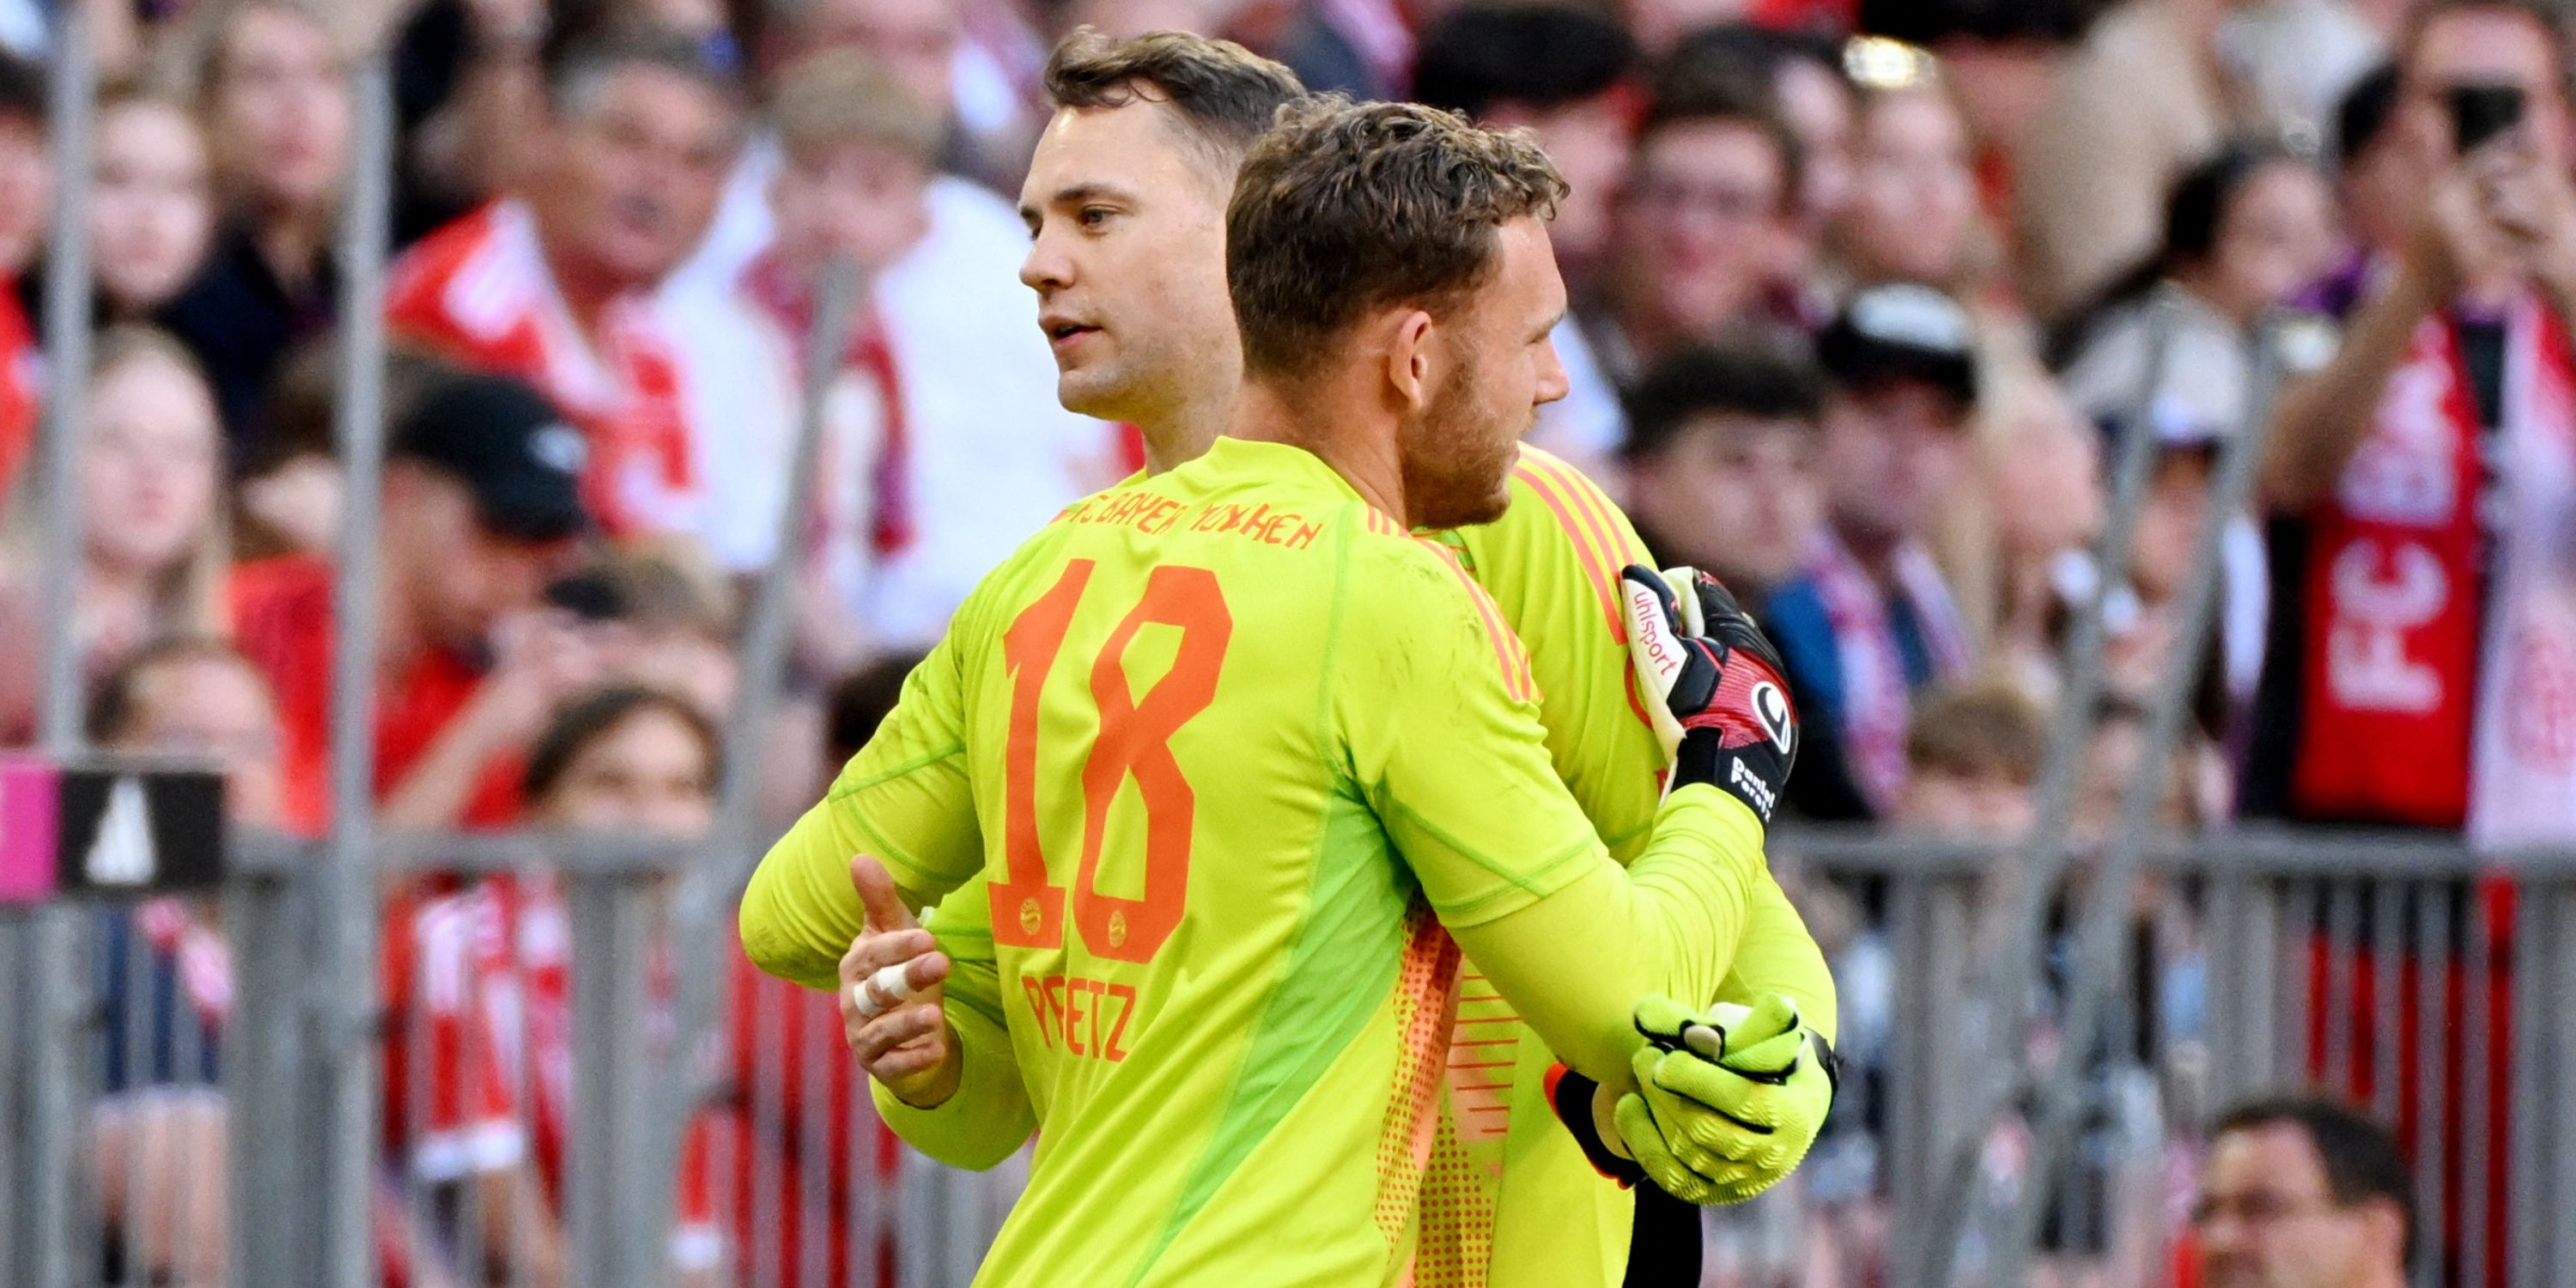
1625, 581, 1686, 687
1752, 683, 1794, 755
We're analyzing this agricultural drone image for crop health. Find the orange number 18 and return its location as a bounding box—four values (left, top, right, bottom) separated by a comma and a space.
990, 560, 1231, 962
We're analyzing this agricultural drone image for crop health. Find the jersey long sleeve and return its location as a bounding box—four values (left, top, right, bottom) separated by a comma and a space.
739, 623, 982, 991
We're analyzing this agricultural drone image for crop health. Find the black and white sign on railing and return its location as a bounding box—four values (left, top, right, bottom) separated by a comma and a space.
0, 756, 226, 903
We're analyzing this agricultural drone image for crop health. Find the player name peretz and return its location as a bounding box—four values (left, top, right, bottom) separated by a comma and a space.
1022, 973, 1140, 1063
1054, 489, 1326, 550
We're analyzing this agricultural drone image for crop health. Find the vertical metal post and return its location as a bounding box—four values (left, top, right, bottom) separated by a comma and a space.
2240, 877, 2279, 1091
1987, 307, 2284, 1284
2461, 884, 2493, 1288
2548, 885, 2576, 1288
2372, 881, 2402, 1120
228, 864, 311, 1288
2283, 879, 2320, 1089
14, 9, 100, 1287
314, 49, 398, 1288
2506, 892, 2549, 1288
2324, 879, 2359, 1090
567, 872, 659, 1288
1924, 289, 2184, 1285
2412, 881, 2450, 1288
653, 255, 865, 1286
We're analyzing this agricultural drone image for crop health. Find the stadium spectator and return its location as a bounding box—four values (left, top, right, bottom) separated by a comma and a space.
2057, 145, 2342, 435
2248, 0, 2576, 844
0, 51, 44, 488
83, 640, 287, 1288
387, 27, 745, 543
1619, 337, 1826, 602
83, 86, 216, 323
226, 339, 456, 559
1660, 25, 1856, 312
1831, 67, 1983, 297
15, 84, 215, 333
1896, 677, 2046, 835
0, 327, 227, 747
156, 0, 354, 455
1764, 285, 1980, 821
228, 372, 595, 830
2045, 146, 2333, 713
554, 538, 741, 720
680, 39, 1114, 652
91, 635, 289, 828
678, 0, 1042, 292
1412, 5, 1636, 291
2192, 1096, 2411, 1288
722, 48, 925, 665
793, 0, 1047, 191
2015, 0, 2247, 321
1410, 3, 1637, 476
502, 685, 726, 1280
1594, 69, 1801, 386
2329, 62, 2414, 271
1979, 371, 2103, 703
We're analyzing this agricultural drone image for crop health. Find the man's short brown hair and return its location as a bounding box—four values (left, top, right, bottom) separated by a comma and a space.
770, 48, 945, 167
1228, 98, 1567, 381
1042, 27, 1305, 161
1905, 680, 2045, 785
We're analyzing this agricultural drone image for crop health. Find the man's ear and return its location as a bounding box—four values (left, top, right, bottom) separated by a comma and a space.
1382, 308, 1437, 413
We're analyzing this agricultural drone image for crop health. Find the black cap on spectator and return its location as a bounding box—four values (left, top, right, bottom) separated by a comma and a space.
0, 50, 46, 126
1624, 334, 1826, 462
2334, 61, 2401, 167
1412, 4, 1637, 119
1818, 284, 1979, 407
391, 374, 589, 543
1859, 0, 2097, 46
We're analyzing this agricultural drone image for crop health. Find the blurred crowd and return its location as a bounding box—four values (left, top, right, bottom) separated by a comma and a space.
7, 0, 2575, 1284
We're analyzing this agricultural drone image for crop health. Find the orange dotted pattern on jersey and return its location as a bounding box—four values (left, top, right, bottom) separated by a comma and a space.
1444, 970, 1519, 1146
1374, 900, 1464, 1266
1413, 1101, 1495, 1288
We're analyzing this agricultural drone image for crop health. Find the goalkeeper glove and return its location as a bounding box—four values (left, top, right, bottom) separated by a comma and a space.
1615, 993, 1836, 1205
1545, 993, 1837, 1206
1619, 565, 1798, 823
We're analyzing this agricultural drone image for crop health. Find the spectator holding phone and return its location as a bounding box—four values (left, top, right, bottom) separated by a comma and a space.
2249, 0, 2576, 847
229, 371, 595, 829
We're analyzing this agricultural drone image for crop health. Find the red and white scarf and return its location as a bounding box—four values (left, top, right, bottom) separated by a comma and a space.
1806, 529, 1974, 813
135, 896, 232, 1030
2293, 297, 2576, 844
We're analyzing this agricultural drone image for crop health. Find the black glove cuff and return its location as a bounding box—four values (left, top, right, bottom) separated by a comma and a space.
1546, 1066, 1643, 1188
1808, 1029, 1841, 1105
1674, 731, 1779, 823
1674, 729, 1724, 791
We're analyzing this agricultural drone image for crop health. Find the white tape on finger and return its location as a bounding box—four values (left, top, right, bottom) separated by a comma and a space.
850, 960, 921, 1021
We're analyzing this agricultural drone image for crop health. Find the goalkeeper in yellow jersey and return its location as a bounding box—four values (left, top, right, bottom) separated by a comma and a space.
742, 39, 1836, 1288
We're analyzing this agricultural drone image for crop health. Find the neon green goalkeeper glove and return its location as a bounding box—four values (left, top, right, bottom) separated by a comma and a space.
1612, 992, 1837, 1205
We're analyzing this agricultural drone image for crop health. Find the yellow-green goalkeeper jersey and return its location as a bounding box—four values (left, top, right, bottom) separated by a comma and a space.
1426, 448, 1837, 1286
743, 437, 1776, 1288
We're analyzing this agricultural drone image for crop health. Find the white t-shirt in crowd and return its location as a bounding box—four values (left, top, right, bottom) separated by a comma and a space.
671, 139, 1116, 649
